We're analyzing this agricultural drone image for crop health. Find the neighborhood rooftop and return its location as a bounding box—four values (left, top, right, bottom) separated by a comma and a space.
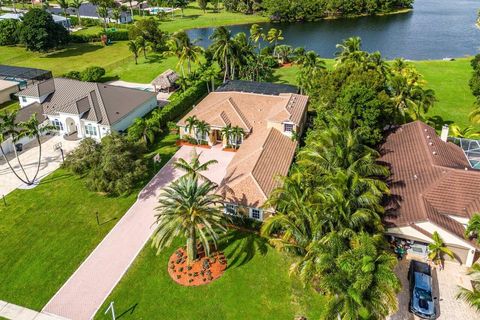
0, 65, 52, 81
216, 80, 299, 96
380, 120, 480, 245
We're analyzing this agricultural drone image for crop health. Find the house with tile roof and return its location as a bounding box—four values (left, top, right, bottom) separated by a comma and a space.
380, 120, 480, 266
16, 78, 157, 141
177, 81, 309, 221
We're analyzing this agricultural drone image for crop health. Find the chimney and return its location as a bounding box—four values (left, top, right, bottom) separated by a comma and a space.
440, 124, 449, 142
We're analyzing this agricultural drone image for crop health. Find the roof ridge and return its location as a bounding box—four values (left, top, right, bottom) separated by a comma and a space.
227, 97, 252, 131
95, 83, 111, 125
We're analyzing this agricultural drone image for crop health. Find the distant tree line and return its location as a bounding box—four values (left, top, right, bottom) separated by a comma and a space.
225, 0, 414, 21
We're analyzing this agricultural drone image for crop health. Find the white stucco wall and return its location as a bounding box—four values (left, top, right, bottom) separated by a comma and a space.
448, 215, 470, 226
18, 93, 50, 108
415, 222, 473, 249
111, 97, 157, 133
386, 226, 433, 243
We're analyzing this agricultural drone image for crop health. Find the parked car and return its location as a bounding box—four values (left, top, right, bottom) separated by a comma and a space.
408, 260, 437, 319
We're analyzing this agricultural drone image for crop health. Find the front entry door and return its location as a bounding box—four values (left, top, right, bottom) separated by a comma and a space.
215, 130, 222, 143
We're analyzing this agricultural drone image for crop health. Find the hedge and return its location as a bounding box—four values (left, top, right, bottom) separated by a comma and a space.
69, 29, 129, 43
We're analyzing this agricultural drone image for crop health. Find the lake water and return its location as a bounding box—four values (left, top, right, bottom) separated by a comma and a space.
186, 0, 480, 60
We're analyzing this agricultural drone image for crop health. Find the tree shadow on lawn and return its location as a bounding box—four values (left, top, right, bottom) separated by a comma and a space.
143, 53, 168, 65
41, 44, 105, 59
220, 231, 269, 269
427, 115, 454, 131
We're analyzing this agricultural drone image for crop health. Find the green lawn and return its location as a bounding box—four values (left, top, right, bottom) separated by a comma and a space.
273, 58, 476, 128
0, 133, 178, 310
0, 100, 20, 115
94, 231, 327, 320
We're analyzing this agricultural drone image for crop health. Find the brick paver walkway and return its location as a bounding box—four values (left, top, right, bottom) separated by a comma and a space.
42, 146, 235, 320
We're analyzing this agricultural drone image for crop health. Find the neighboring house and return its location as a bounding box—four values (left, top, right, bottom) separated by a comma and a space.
177, 81, 309, 221
151, 69, 179, 93
16, 78, 157, 141
49, 3, 132, 24
0, 79, 19, 104
0, 65, 52, 89
0, 12, 71, 29
380, 120, 480, 267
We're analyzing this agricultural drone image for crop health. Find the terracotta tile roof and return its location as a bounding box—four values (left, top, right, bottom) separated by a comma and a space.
380, 121, 480, 246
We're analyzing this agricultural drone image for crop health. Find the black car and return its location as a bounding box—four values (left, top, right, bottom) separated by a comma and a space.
408, 260, 437, 319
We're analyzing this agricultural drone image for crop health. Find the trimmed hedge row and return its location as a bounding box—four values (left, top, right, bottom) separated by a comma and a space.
154, 81, 208, 129
69, 30, 129, 43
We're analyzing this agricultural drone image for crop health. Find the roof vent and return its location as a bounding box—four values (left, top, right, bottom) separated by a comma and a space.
465, 167, 469, 171
433, 151, 437, 155
427, 135, 431, 139
424, 129, 428, 132
428, 142, 433, 146
413, 174, 418, 180
116, 111, 120, 114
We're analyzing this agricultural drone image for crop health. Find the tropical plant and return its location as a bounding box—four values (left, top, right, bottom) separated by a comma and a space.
111, 8, 121, 27
220, 124, 232, 145
450, 124, 480, 139
456, 263, 480, 313
428, 231, 455, 266
296, 50, 326, 94
127, 117, 160, 144
197, 0, 207, 13
185, 115, 198, 135
274, 45, 293, 64
335, 36, 366, 64
136, 36, 149, 59
249, 23, 264, 49
265, 27, 284, 48
209, 26, 237, 82
195, 120, 210, 145
168, 31, 203, 76
152, 174, 228, 263
465, 214, 480, 243
230, 126, 244, 149
57, 0, 70, 19
70, 0, 84, 26
173, 148, 218, 180
127, 39, 140, 64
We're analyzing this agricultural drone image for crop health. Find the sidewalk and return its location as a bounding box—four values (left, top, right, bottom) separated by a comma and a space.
42, 146, 234, 320
0, 300, 69, 320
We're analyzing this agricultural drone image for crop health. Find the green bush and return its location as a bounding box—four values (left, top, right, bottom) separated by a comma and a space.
63, 70, 82, 80
0, 19, 20, 45
69, 33, 100, 43
105, 30, 129, 41
81, 66, 106, 82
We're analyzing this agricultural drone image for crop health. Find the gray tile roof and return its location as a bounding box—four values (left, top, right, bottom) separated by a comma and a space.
18, 78, 156, 126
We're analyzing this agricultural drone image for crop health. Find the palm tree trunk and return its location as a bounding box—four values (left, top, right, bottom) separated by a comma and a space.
31, 135, 42, 183
129, 2, 134, 22
211, 78, 215, 91
0, 145, 29, 185
77, 13, 81, 27
12, 142, 30, 183
143, 47, 147, 58
223, 56, 228, 82
186, 226, 197, 263
187, 58, 191, 75
206, 81, 210, 93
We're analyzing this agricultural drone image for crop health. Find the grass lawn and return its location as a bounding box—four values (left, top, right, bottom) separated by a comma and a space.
94, 231, 327, 320
0, 100, 20, 115
273, 58, 476, 128
0, 133, 178, 310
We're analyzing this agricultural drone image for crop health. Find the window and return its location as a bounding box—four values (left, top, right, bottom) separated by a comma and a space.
85, 124, 97, 136
284, 123, 294, 133
225, 203, 237, 216
51, 119, 63, 131
250, 208, 262, 220
196, 130, 207, 142
21, 96, 27, 103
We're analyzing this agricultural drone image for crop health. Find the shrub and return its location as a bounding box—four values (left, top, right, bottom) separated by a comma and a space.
0, 19, 20, 45
80, 66, 106, 82
105, 29, 129, 41
69, 33, 100, 43
63, 70, 82, 80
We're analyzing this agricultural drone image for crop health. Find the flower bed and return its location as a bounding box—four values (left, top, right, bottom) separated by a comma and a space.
176, 140, 211, 149
168, 247, 227, 287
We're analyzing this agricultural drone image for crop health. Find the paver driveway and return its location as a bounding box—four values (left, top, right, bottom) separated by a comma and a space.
43, 145, 235, 320
389, 258, 478, 320
0, 135, 79, 196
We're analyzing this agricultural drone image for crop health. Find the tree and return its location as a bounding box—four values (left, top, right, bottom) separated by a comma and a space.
173, 148, 218, 180
335, 36, 365, 64
19, 8, 69, 52
230, 126, 244, 149
265, 27, 284, 49
128, 40, 140, 64
97, 6, 109, 30
152, 175, 228, 263
127, 117, 160, 144
185, 115, 198, 135
168, 31, 203, 76
428, 231, 455, 266
450, 124, 480, 139
456, 263, 480, 313
465, 214, 480, 243
195, 120, 210, 145
70, 0, 84, 27
209, 26, 237, 82
57, 0, 70, 19
111, 8, 121, 27
62, 138, 101, 174
220, 124, 232, 145
80, 66, 106, 82
274, 45, 293, 64
136, 36, 149, 59
197, 0, 207, 13
249, 23, 264, 49
0, 19, 20, 46
122, 0, 134, 22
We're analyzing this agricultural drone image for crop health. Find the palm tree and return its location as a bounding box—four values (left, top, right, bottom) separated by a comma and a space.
465, 214, 480, 243
173, 148, 218, 180
469, 105, 480, 125
168, 31, 203, 77
70, 0, 83, 27
128, 117, 159, 144
456, 263, 480, 312
97, 6, 109, 30
209, 26, 237, 82
152, 175, 228, 263
57, 0, 70, 20
296, 50, 326, 94
220, 124, 232, 146
450, 124, 480, 139
185, 115, 198, 136
274, 45, 293, 64
428, 231, 455, 266
200, 66, 218, 93
249, 23, 264, 49
122, 0, 134, 22
335, 36, 365, 64
136, 36, 149, 59
127, 40, 140, 64
111, 8, 121, 27
17, 114, 56, 183
195, 120, 210, 145
230, 126, 244, 149
265, 28, 284, 49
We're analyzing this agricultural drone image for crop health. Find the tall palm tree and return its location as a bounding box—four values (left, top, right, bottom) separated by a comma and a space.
111, 8, 121, 27
57, 0, 70, 20
128, 117, 159, 144
428, 231, 455, 266
230, 126, 244, 149
335, 36, 365, 64
249, 23, 264, 50
173, 148, 218, 180
456, 263, 480, 312
0, 113, 29, 184
465, 214, 480, 243
70, 0, 83, 27
127, 40, 140, 64
168, 31, 203, 76
17, 114, 56, 183
209, 26, 237, 82
152, 175, 228, 263
136, 36, 149, 59
265, 28, 284, 49
274, 45, 293, 64
220, 124, 232, 146
185, 115, 198, 136
296, 50, 326, 94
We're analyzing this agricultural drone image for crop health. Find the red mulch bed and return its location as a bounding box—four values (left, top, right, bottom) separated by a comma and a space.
222, 147, 237, 152
168, 247, 227, 286
176, 140, 211, 149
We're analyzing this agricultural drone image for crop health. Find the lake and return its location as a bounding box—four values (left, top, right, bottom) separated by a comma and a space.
186, 0, 480, 60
